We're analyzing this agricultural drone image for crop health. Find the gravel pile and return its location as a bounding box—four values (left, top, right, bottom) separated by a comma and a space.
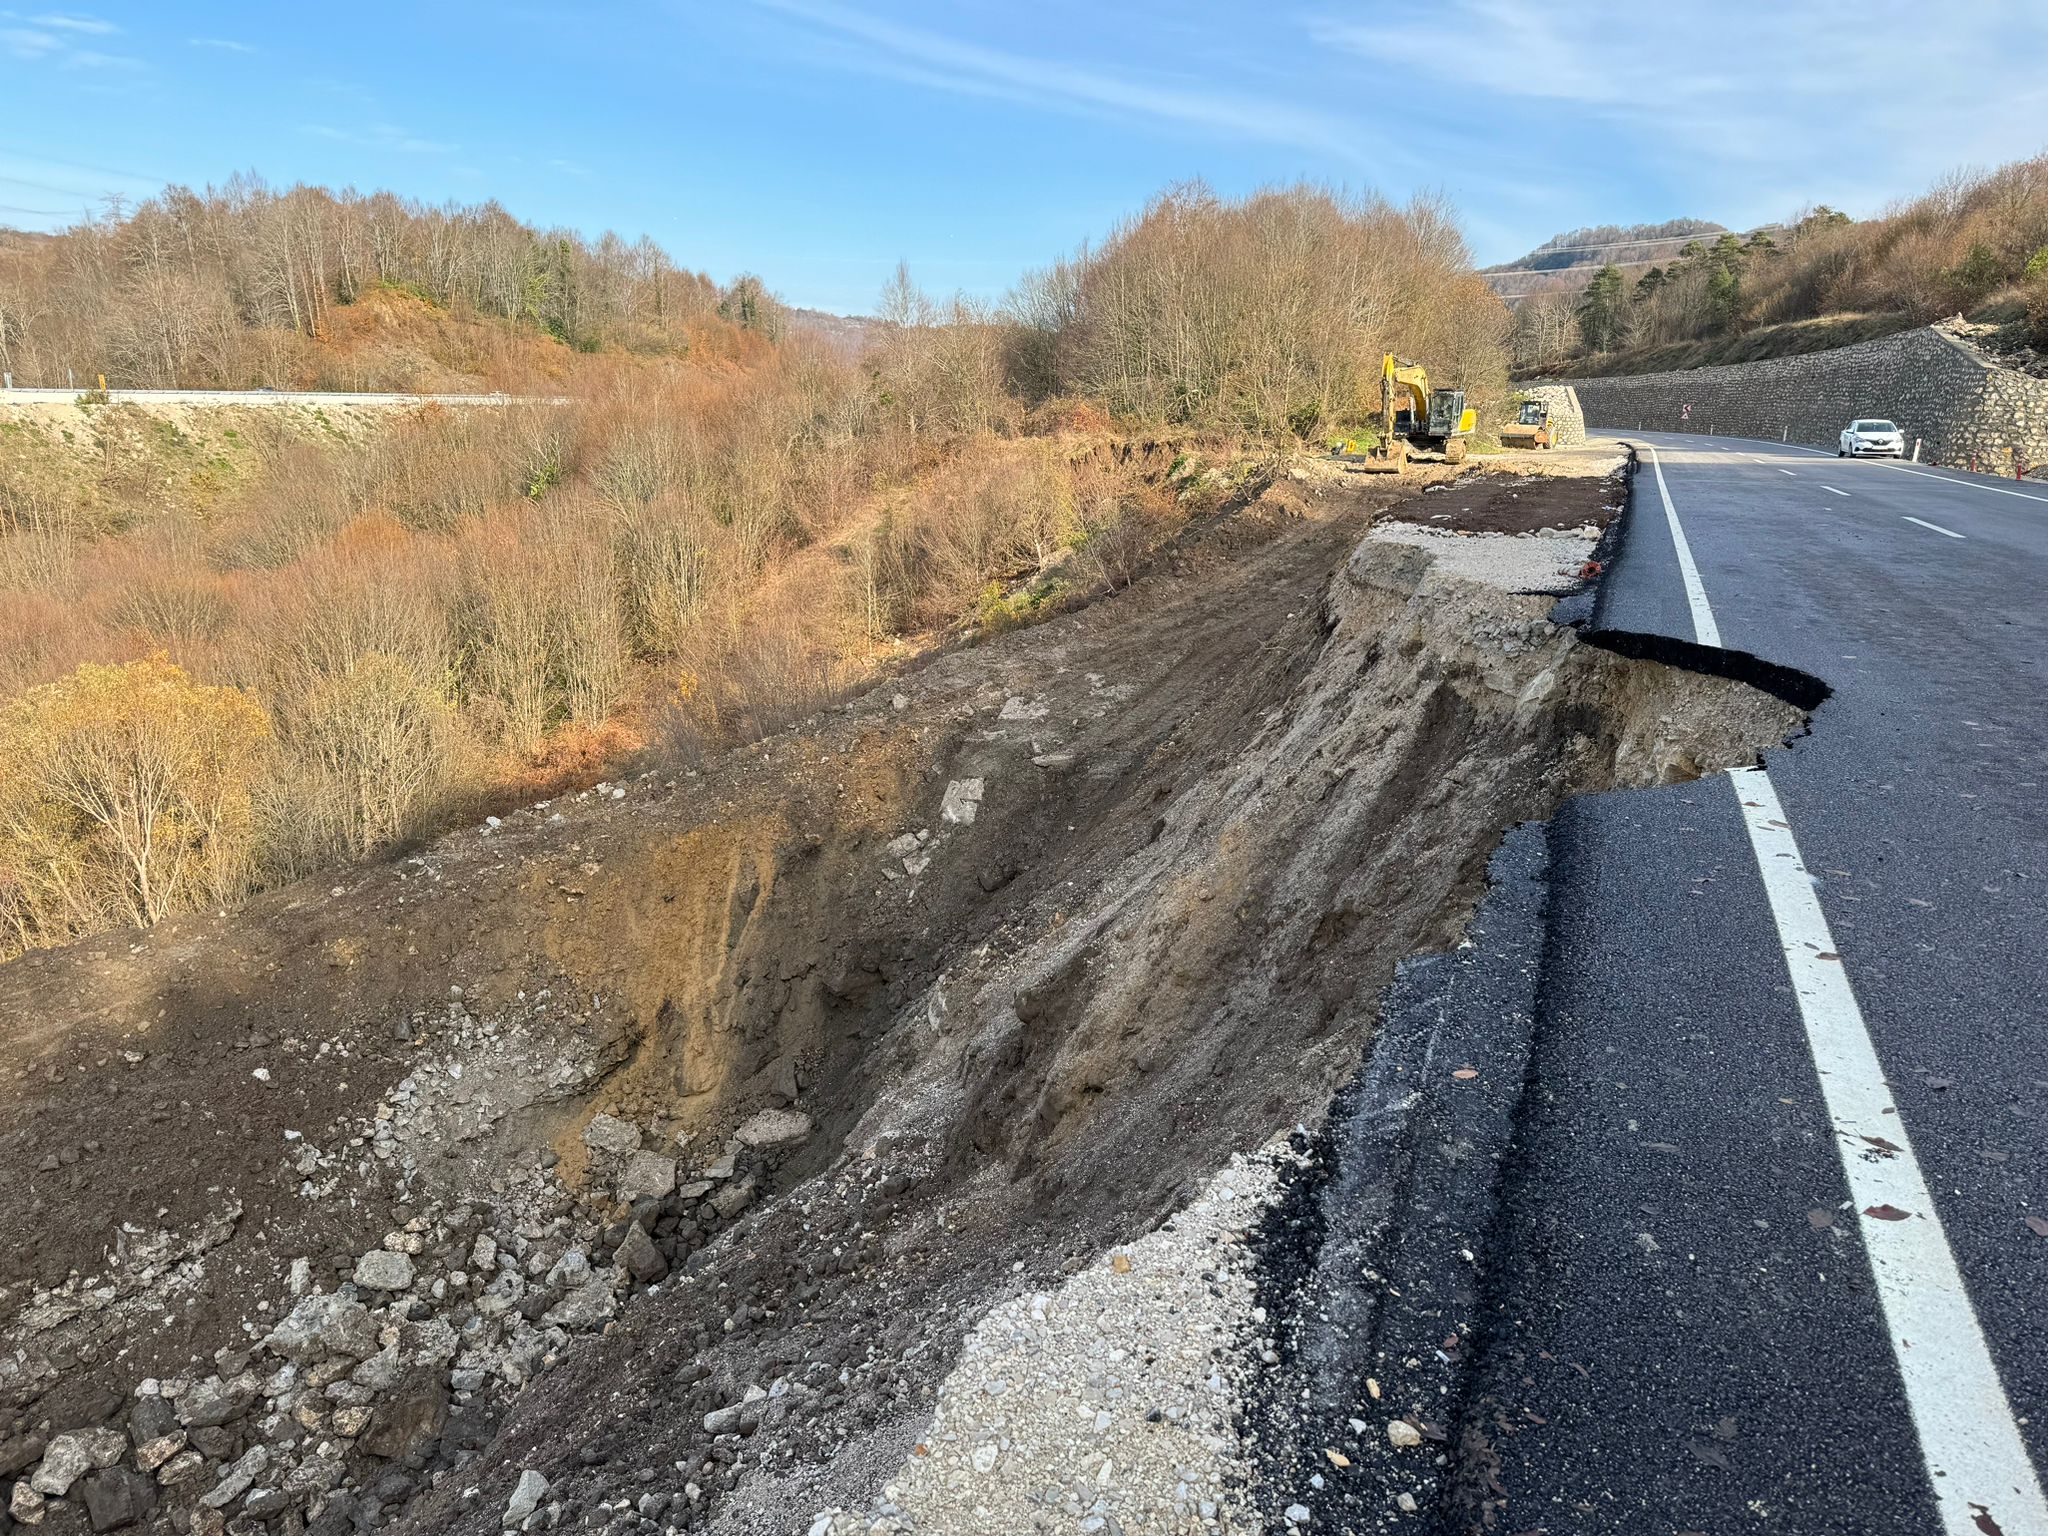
1366, 520, 1599, 594
810, 1143, 1298, 1536
0, 990, 824, 1536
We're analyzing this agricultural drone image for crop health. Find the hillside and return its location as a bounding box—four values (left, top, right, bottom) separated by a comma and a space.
0, 178, 756, 394
0, 178, 1511, 967
1520, 308, 1920, 379
1483, 219, 1728, 302
786, 307, 882, 358
1509, 152, 2048, 372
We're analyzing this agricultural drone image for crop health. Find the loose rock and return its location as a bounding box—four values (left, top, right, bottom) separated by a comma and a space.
734, 1109, 812, 1150
352, 1249, 415, 1292
581, 1115, 642, 1156
503, 1469, 549, 1528
617, 1149, 677, 1203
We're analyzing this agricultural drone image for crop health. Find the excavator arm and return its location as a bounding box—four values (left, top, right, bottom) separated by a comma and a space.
1347, 353, 1473, 473
1379, 352, 1432, 440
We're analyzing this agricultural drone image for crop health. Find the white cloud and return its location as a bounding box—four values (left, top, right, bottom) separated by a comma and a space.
745, 0, 1384, 167
1, 25, 59, 56
60, 45, 135, 68
1, 9, 134, 66
29, 11, 116, 33
188, 36, 255, 53
1304, 0, 2048, 234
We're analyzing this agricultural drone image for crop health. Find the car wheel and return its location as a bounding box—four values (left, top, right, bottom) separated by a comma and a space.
1838, 448, 1846, 457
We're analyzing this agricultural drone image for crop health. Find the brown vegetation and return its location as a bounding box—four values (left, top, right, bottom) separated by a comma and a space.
1516, 153, 2048, 374
1, 178, 1510, 957
0, 655, 270, 948
1013, 182, 1511, 438
0, 175, 762, 391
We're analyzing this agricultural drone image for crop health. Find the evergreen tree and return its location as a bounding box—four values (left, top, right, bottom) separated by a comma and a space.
1577, 263, 1628, 351
1706, 261, 1742, 333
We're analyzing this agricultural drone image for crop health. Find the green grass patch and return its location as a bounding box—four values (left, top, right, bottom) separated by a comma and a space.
972, 574, 1071, 635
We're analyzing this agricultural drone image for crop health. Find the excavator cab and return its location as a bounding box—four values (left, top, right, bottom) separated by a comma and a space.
1426, 389, 1469, 442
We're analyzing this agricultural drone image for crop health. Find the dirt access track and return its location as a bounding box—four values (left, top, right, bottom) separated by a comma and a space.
0, 445, 1804, 1536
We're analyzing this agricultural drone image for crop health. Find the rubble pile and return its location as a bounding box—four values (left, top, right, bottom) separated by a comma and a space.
0, 1009, 818, 1536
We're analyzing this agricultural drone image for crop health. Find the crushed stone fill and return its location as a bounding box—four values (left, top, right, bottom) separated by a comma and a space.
1368, 519, 1599, 593
810, 1141, 1298, 1536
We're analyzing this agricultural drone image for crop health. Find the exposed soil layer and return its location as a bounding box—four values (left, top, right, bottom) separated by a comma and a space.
1376, 450, 1625, 535
0, 455, 1802, 1536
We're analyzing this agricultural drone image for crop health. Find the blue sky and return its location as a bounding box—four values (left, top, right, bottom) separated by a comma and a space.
3, 1, 2045, 314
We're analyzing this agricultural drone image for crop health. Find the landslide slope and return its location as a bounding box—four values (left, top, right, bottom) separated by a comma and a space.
0, 456, 1800, 1536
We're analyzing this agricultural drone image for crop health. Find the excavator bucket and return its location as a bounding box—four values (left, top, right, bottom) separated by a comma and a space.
1344, 441, 1405, 474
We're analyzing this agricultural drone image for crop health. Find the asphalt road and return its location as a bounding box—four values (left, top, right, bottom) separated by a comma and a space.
1463, 432, 2048, 1536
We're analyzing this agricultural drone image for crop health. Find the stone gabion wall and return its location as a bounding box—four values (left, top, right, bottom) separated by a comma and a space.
1551, 326, 2048, 473
1515, 384, 1586, 448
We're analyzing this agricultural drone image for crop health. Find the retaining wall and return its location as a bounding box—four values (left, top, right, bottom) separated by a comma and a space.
1514, 384, 1586, 448
1552, 326, 2048, 474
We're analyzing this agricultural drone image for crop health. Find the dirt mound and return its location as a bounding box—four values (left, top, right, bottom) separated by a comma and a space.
0, 464, 1801, 1536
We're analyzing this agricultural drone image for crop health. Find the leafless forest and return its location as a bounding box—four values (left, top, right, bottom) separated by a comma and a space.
0, 177, 1509, 957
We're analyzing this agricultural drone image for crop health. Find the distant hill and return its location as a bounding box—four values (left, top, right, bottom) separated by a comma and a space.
1489, 220, 1729, 275
787, 306, 882, 358
1484, 220, 1732, 303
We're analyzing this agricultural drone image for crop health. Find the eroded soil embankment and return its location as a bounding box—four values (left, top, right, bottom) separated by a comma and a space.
0, 463, 1800, 1536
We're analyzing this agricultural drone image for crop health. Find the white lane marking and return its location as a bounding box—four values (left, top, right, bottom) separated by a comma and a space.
1731, 770, 2041, 1536
1903, 516, 1965, 539
1822, 485, 1850, 497
1778, 468, 1798, 477
1644, 444, 1720, 648
1664, 432, 2048, 504
1877, 460, 2048, 505
1655, 460, 2048, 1536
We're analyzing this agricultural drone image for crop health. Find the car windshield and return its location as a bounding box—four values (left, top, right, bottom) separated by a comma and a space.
1853, 420, 1897, 432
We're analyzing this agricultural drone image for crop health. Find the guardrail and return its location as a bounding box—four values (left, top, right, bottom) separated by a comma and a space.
0, 387, 570, 406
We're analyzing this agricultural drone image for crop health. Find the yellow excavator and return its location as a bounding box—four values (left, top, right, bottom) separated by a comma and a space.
1336, 353, 1476, 473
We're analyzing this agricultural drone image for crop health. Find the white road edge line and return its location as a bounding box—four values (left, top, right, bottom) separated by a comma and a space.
1822, 485, 1850, 497
1645, 443, 1721, 648
1678, 432, 2048, 505
1646, 442, 2047, 1536
1903, 515, 1965, 539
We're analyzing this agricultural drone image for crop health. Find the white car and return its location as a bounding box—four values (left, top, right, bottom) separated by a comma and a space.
1840, 418, 1905, 458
